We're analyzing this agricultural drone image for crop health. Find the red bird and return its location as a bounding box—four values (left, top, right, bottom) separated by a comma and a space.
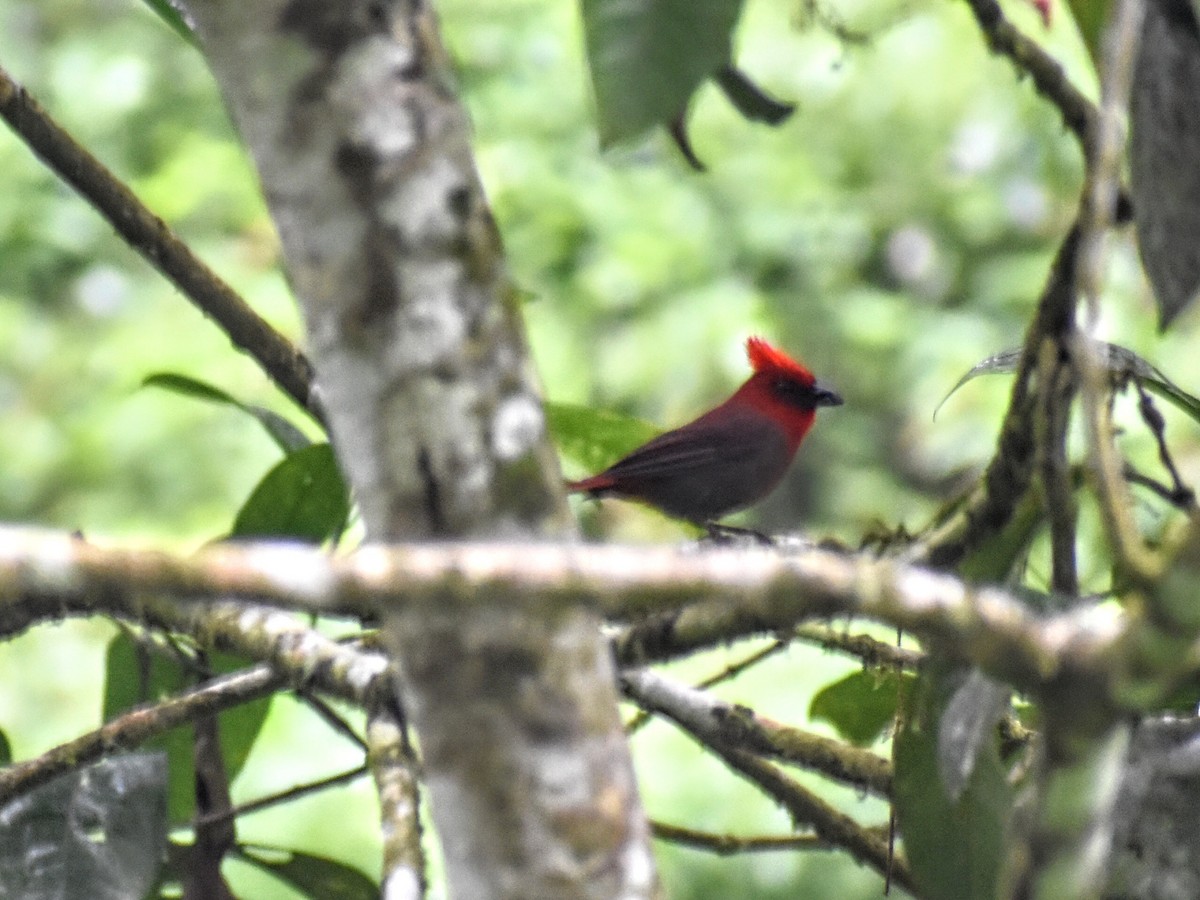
567, 337, 842, 534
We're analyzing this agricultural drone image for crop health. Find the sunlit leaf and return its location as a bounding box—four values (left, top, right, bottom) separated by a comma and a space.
231, 443, 350, 544
547, 401, 660, 474
143, 372, 311, 453
138, 0, 198, 47
581, 0, 745, 145
809, 669, 914, 747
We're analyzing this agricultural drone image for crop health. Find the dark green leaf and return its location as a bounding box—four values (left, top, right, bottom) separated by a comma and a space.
231, 443, 350, 543
936, 342, 1200, 428
1132, 0, 1200, 327
143, 372, 311, 453
0, 754, 168, 900
581, 0, 745, 145
237, 845, 378, 899
714, 66, 795, 124
808, 669, 914, 747
547, 401, 660, 474
894, 663, 1012, 900
0, 727, 11, 766
138, 0, 198, 46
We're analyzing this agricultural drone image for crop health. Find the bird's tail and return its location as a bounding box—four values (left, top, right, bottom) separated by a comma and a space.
564, 474, 617, 496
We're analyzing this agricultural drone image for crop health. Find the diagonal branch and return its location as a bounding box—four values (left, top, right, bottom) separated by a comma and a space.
0, 64, 323, 425
623, 668, 892, 798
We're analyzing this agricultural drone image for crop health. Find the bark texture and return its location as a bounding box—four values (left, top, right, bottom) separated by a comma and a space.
180, 2, 656, 896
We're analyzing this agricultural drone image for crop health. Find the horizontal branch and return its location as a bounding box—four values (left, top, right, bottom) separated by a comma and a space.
0, 526, 1129, 699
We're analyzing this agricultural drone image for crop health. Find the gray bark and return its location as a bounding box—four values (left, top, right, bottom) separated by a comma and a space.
179, 2, 657, 896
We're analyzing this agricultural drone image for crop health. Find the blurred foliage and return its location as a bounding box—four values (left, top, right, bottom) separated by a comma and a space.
2, 0, 1199, 896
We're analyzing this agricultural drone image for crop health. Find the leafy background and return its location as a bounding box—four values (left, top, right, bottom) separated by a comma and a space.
0, 0, 1189, 896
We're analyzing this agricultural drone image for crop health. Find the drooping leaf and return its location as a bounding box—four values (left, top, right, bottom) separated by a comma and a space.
936, 342, 1200, 427
138, 0, 198, 46
0, 754, 168, 900
143, 372, 312, 453
237, 845, 378, 899
581, 0, 746, 145
231, 442, 350, 544
546, 401, 660, 474
714, 66, 795, 125
1131, 0, 1200, 328
809, 669, 915, 747
894, 662, 1012, 900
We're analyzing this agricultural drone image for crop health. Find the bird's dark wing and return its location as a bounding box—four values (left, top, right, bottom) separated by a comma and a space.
599, 407, 787, 481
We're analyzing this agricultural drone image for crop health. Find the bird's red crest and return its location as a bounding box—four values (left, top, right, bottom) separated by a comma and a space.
745, 337, 814, 384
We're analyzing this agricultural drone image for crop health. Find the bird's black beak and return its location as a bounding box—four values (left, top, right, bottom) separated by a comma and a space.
813, 381, 843, 408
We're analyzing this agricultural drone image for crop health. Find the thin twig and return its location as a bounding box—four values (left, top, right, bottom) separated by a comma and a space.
1133, 384, 1196, 509
711, 742, 913, 891
0, 64, 323, 426
192, 764, 368, 830
651, 820, 837, 855
793, 623, 923, 670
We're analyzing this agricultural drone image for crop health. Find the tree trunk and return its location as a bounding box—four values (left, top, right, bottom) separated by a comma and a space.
181, 2, 658, 896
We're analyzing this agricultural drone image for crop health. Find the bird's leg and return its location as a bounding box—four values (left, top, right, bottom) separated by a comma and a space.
701, 522, 775, 546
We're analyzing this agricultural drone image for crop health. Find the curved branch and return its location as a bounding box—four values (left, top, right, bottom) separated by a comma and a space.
960, 0, 1098, 153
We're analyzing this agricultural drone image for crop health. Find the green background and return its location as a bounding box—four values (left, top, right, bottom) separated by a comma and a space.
0, 0, 1184, 896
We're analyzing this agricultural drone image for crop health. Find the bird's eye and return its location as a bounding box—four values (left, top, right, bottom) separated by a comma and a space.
773, 378, 815, 407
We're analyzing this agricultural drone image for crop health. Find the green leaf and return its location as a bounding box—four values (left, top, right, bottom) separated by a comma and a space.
546, 401, 660, 474
0, 727, 10, 766
714, 66, 794, 125
936, 342, 1200, 428
104, 630, 195, 823
232, 443, 350, 544
103, 633, 274, 824
237, 845, 377, 899
143, 372, 311, 453
138, 0, 199, 47
1064, 0, 1109, 69
1131, 0, 1200, 328
894, 662, 1012, 900
581, 0, 746, 145
808, 669, 914, 747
